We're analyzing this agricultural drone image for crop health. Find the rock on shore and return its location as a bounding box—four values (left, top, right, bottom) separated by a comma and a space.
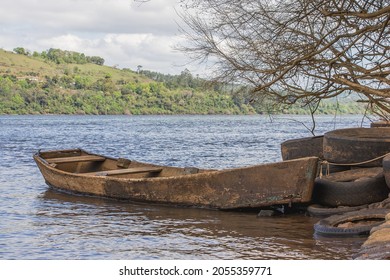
354, 210, 390, 259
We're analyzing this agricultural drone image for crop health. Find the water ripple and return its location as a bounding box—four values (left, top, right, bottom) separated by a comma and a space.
0, 115, 370, 259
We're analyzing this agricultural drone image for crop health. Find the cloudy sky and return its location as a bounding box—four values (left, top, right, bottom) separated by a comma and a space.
0, 0, 194, 74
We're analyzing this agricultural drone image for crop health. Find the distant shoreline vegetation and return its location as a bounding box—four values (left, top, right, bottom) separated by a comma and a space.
0, 48, 366, 115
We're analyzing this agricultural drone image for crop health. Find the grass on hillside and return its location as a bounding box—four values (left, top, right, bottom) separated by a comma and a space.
0, 49, 149, 84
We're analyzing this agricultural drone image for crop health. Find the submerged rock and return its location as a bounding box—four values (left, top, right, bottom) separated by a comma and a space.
257, 210, 277, 217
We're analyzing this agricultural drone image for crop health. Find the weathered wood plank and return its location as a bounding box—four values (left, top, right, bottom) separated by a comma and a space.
85, 167, 163, 176
47, 155, 106, 164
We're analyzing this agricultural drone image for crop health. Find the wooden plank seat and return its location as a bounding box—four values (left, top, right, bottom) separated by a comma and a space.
46, 155, 106, 164
84, 167, 163, 176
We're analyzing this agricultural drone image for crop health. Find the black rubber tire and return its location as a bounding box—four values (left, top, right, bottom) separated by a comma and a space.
314, 208, 390, 237
312, 167, 389, 207
307, 204, 368, 217
382, 154, 390, 189
323, 128, 390, 167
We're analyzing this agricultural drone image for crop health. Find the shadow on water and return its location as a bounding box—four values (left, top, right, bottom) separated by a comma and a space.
31, 189, 366, 260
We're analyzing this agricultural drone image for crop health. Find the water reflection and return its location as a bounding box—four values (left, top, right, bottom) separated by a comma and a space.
29, 190, 365, 259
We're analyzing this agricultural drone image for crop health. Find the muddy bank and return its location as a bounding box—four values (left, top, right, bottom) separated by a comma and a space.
354, 200, 390, 259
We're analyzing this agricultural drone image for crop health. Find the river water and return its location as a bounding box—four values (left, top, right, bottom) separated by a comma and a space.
0, 114, 372, 259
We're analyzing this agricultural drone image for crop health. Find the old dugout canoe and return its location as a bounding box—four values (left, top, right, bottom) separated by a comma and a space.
34, 149, 319, 210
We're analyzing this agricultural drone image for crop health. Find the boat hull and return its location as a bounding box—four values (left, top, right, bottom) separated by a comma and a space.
34, 150, 318, 209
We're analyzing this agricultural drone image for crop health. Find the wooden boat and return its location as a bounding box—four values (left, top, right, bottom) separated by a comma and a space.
281, 136, 348, 174
34, 149, 319, 210
281, 135, 324, 161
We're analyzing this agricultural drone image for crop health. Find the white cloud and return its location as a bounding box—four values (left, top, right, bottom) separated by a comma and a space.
0, 0, 192, 74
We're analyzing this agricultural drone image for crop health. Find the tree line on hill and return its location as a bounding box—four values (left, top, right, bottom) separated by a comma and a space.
0, 48, 366, 115
13, 47, 105, 65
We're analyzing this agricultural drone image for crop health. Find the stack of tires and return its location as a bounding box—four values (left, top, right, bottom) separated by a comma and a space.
315, 128, 390, 208
281, 127, 390, 237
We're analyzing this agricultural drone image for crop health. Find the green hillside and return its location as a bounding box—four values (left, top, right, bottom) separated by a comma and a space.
0, 48, 148, 84
0, 48, 366, 115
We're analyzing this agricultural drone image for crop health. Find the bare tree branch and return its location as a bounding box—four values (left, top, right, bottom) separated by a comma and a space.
178, 0, 390, 118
